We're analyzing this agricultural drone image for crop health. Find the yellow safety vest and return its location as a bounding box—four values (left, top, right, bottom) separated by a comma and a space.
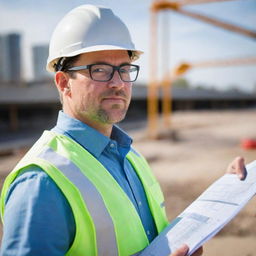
1, 131, 168, 256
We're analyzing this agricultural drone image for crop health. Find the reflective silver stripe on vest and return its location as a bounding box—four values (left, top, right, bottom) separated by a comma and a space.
38, 147, 119, 256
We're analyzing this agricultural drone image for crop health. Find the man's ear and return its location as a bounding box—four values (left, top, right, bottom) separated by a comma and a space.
55, 71, 71, 96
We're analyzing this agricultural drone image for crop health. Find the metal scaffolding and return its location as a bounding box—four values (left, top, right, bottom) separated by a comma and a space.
148, 0, 256, 139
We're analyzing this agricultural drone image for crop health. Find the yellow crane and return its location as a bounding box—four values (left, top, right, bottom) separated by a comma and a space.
148, 0, 256, 139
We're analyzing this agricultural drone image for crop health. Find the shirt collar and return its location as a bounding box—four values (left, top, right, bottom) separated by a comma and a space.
53, 111, 132, 158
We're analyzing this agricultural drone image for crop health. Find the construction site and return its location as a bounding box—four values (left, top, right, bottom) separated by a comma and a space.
0, 0, 256, 255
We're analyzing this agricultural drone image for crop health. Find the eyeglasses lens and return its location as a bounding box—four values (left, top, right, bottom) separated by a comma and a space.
90, 64, 138, 82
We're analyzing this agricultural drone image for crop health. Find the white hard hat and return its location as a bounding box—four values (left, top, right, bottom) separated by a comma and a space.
46, 5, 143, 72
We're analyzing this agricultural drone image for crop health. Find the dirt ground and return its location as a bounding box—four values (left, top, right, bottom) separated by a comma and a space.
0, 109, 256, 255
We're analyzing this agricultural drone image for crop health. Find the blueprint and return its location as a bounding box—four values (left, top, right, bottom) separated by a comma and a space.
139, 160, 256, 256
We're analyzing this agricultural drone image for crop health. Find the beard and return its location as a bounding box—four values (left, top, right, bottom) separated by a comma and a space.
80, 88, 131, 125
95, 105, 128, 124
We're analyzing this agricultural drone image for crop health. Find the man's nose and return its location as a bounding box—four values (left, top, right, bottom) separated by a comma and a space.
108, 70, 126, 88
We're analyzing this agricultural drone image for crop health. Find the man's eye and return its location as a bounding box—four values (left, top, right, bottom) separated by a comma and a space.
129, 67, 137, 73
120, 68, 129, 74
92, 68, 106, 73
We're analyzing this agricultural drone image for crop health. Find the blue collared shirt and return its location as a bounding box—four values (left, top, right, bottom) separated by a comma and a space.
1, 111, 157, 256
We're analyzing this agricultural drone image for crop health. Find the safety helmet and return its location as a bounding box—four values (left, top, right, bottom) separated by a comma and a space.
46, 5, 143, 72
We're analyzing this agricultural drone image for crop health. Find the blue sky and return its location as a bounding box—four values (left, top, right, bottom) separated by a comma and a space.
0, 0, 255, 91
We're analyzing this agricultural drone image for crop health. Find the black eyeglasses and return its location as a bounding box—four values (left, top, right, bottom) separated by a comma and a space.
66, 63, 140, 82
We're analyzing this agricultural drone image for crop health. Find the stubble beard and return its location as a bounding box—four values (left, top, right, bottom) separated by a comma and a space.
93, 89, 131, 125
94, 103, 128, 125
78, 89, 131, 126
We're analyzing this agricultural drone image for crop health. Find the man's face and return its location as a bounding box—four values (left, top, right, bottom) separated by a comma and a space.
63, 50, 132, 128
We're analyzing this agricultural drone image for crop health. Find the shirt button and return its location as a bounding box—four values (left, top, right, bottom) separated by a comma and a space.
138, 201, 142, 206
110, 143, 115, 148
147, 230, 151, 236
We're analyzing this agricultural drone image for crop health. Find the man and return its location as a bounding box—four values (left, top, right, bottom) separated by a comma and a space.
0, 5, 246, 256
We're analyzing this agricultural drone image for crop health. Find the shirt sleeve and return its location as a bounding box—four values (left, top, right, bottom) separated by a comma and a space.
0, 166, 76, 256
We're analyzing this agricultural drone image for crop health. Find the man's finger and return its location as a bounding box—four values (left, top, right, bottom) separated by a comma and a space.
227, 156, 246, 180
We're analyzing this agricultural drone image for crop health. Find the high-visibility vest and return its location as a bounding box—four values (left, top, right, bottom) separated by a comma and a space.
1, 131, 168, 256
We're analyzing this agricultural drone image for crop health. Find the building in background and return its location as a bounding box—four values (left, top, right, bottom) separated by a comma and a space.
0, 33, 21, 83
32, 45, 51, 81
0, 35, 10, 82
8, 33, 21, 82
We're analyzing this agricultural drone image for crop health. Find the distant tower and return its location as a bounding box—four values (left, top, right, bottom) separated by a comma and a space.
32, 45, 50, 81
7, 33, 21, 82
0, 35, 9, 82
0, 33, 21, 83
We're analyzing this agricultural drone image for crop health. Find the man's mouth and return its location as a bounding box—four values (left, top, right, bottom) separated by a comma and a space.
102, 97, 126, 103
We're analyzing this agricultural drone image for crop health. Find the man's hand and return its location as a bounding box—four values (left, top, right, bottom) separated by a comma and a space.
227, 156, 247, 180
169, 245, 203, 256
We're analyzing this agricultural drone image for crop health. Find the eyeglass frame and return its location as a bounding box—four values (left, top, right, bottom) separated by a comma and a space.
66, 63, 140, 82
